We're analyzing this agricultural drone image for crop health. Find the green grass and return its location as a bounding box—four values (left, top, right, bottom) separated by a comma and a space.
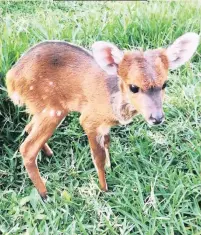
1, 1, 201, 234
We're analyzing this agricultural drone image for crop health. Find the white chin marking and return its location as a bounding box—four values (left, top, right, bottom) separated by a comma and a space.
147, 119, 165, 126
147, 120, 154, 126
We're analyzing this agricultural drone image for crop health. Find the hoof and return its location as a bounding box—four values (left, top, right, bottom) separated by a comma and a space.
40, 192, 48, 201
100, 184, 108, 192
46, 151, 53, 157
42, 144, 53, 157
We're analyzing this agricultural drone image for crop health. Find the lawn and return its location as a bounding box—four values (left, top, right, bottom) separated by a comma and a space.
0, 1, 201, 234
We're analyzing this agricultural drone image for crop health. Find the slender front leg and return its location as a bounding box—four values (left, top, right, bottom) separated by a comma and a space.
80, 117, 110, 191
90, 135, 108, 191
104, 134, 111, 168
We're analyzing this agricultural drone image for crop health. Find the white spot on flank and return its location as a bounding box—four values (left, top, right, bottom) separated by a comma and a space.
42, 108, 46, 113
11, 92, 21, 105
49, 81, 53, 86
50, 109, 55, 117
29, 86, 34, 90
56, 110, 62, 116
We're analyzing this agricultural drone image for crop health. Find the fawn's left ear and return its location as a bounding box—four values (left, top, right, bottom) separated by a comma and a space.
166, 32, 200, 70
92, 41, 124, 75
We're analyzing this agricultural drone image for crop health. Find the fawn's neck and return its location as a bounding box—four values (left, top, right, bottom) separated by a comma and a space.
106, 75, 137, 125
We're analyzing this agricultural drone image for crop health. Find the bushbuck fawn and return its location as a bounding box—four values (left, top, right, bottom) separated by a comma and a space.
6, 33, 199, 198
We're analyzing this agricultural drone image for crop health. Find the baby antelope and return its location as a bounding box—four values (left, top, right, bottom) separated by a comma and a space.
6, 33, 199, 198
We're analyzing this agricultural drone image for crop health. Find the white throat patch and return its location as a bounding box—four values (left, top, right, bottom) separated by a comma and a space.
110, 91, 137, 125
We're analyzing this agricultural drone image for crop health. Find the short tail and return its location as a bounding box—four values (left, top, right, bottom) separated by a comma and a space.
6, 70, 24, 106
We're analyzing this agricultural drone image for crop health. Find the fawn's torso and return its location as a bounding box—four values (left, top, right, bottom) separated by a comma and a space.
6, 41, 137, 127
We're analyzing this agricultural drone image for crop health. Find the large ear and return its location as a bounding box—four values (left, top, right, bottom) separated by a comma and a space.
92, 41, 124, 75
166, 32, 200, 70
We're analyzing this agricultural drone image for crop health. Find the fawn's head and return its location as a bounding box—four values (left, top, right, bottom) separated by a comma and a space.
92, 33, 199, 125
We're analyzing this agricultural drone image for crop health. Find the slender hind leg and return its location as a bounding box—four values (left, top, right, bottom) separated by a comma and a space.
21, 113, 64, 197
25, 117, 53, 156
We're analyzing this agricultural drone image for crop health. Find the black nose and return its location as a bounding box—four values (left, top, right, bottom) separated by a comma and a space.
150, 114, 164, 125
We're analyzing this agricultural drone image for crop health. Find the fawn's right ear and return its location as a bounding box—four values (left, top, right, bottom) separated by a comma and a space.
92, 41, 124, 75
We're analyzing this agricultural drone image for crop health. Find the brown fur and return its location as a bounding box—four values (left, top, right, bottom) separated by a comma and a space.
118, 49, 168, 90
6, 41, 169, 197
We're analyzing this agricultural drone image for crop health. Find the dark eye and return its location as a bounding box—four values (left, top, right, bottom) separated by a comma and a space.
162, 82, 168, 89
129, 85, 139, 93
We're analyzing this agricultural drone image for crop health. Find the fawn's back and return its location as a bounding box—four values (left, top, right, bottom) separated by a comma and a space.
6, 41, 113, 119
